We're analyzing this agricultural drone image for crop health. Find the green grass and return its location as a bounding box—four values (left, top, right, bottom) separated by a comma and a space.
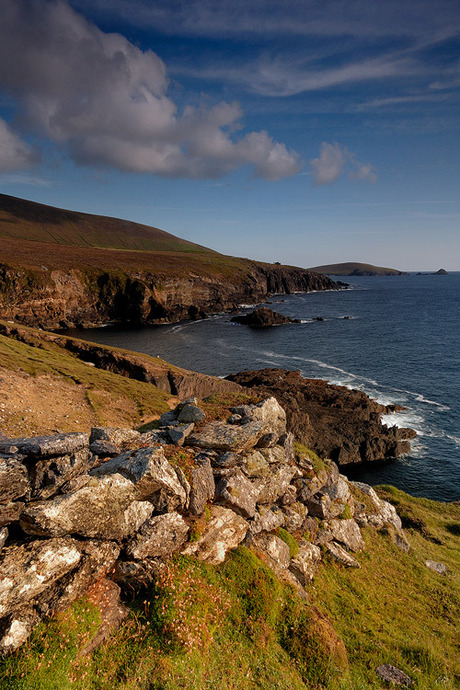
294, 442, 329, 474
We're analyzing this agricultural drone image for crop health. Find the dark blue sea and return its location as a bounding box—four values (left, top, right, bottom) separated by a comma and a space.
72, 273, 460, 502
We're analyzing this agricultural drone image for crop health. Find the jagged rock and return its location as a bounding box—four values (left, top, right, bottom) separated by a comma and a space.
188, 455, 215, 515
326, 541, 360, 568
282, 502, 308, 532
324, 519, 365, 552
0, 527, 8, 552
212, 451, 242, 468
182, 506, 248, 564
168, 423, 195, 446
0, 538, 81, 617
112, 559, 166, 588
125, 512, 189, 560
280, 484, 297, 506
249, 532, 291, 570
0, 433, 88, 458
352, 482, 402, 530
257, 465, 297, 505
215, 470, 261, 518
242, 450, 270, 478
91, 446, 187, 508
289, 542, 322, 585
30, 448, 92, 500
90, 427, 141, 446
177, 404, 205, 423
80, 579, 129, 656
279, 432, 295, 462
376, 664, 414, 686
322, 475, 351, 503
378, 500, 402, 531
140, 429, 170, 445
303, 516, 320, 542
234, 397, 287, 440
0, 608, 40, 654
249, 505, 285, 535
188, 420, 265, 452
159, 410, 178, 426
260, 445, 287, 465
0, 457, 29, 503
20, 474, 153, 540
231, 308, 299, 328
0, 502, 24, 527
303, 493, 334, 519
90, 439, 121, 457
295, 467, 331, 502
425, 560, 448, 575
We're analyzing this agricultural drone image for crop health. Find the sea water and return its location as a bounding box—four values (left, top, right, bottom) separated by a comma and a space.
69, 273, 460, 502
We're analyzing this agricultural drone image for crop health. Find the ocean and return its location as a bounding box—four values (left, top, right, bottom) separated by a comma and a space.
70, 272, 460, 502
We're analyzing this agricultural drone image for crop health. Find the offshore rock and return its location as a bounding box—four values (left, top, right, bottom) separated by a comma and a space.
182, 506, 248, 564
231, 307, 300, 327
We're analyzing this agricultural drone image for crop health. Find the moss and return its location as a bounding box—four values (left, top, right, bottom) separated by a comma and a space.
276, 527, 299, 559
294, 442, 328, 474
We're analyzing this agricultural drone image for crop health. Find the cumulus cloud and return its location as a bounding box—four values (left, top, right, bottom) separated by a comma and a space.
0, 0, 301, 180
0, 119, 38, 173
310, 142, 377, 185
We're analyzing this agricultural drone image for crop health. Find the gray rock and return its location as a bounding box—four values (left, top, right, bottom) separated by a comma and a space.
0, 538, 81, 617
324, 519, 365, 552
0, 433, 88, 458
280, 485, 297, 506
0, 608, 40, 654
295, 468, 331, 502
182, 506, 248, 564
376, 664, 414, 687
0, 501, 24, 527
125, 512, 189, 560
112, 559, 166, 588
212, 451, 243, 469
326, 541, 360, 568
289, 542, 322, 585
90, 427, 141, 446
279, 432, 295, 462
249, 505, 285, 535
257, 465, 296, 505
90, 439, 121, 457
140, 430, 170, 445
248, 533, 291, 569
189, 456, 215, 515
159, 409, 178, 426
177, 404, 205, 423
242, 450, 270, 478
235, 398, 287, 440
91, 446, 187, 508
282, 502, 308, 532
168, 423, 195, 446
30, 448, 91, 500
188, 420, 265, 452
322, 476, 351, 503
215, 470, 261, 518
0, 457, 29, 503
0, 526, 8, 552
260, 445, 287, 464
20, 474, 153, 540
425, 560, 448, 575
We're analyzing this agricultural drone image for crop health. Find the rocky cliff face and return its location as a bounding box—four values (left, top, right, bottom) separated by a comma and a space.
0, 262, 337, 330
227, 369, 416, 465
0, 395, 408, 655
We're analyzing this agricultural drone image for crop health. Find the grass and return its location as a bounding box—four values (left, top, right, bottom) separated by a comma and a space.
294, 442, 329, 474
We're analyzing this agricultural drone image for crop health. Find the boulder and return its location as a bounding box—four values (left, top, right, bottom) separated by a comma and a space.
0, 457, 29, 503
177, 404, 205, 423
376, 664, 414, 687
289, 543, 322, 585
125, 512, 189, 560
182, 506, 248, 564
188, 421, 265, 452
0, 538, 81, 617
0, 608, 40, 655
242, 450, 270, 478
324, 519, 365, 552
215, 470, 261, 518
29, 448, 92, 500
188, 455, 215, 516
257, 465, 297, 505
89, 440, 121, 457
0, 502, 25, 528
90, 427, 141, 446
260, 445, 288, 465
249, 533, 291, 570
425, 560, 448, 575
0, 433, 88, 458
20, 474, 153, 540
249, 505, 285, 535
282, 502, 308, 532
326, 541, 360, 568
168, 424, 195, 446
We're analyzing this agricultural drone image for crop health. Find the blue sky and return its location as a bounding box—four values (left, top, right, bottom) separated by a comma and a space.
0, 0, 459, 270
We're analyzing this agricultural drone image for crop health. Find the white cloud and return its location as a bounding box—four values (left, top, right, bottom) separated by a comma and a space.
0, 119, 38, 173
310, 142, 377, 186
0, 0, 301, 180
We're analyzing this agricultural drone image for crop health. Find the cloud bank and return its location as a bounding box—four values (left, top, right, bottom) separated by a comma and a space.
0, 0, 301, 180
310, 142, 377, 185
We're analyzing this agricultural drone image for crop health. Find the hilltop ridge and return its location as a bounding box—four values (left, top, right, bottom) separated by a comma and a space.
309, 261, 407, 276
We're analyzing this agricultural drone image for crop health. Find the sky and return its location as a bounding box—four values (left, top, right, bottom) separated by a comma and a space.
0, 0, 459, 270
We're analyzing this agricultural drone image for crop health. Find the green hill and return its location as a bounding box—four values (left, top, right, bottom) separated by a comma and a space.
308, 262, 407, 276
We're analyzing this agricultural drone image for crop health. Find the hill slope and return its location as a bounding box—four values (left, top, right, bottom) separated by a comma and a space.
309, 261, 407, 276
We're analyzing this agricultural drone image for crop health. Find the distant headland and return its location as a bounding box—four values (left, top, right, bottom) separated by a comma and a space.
308, 262, 408, 276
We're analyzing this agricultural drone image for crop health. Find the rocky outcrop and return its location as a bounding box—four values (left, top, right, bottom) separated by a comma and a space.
227, 368, 416, 465
0, 395, 408, 655
231, 307, 300, 327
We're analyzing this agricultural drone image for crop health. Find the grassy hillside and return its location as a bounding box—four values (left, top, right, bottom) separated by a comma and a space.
308, 262, 407, 276
1, 489, 459, 689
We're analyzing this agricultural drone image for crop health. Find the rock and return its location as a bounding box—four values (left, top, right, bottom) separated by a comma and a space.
249, 533, 291, 570
378, 500, 402, 531
168, 423, 195, 446
324, 519, 365, 552
239, 397, 287, 440
0, 538, 81, 617
231, 308, 299, 327
112, 559, 166, 588
188, 420, 265, 452
425, 560, 448, 575
376, 664, 414, 686
257, 465, 296, 505
125, 512, 189, 560
326, 541, 360, 568
0, 527, 8, 552
289, 543, 322, 585
0, 457, 29, 503
303, 493, 336, 519
177, 404, 205, 423
182, 506, 248, 564
30, 448, 92, 500
188, 455, 215, 515
90, 427, 141, 446
20, 474, 153, 540
212, 451, 243, 469
282, 502, 308, 532
159, 410, 178, 427
295, 467, 331, 502
322, 475, 351, 503
0, 433, 88, 458
0, 502, 24, 527
215, 470, 261, 518
260, 445, 287, 465
91, 446, 187, 509
90, 439, 121, 457
0, 608, 40, 654
249, 505, 285, 535
242, 450, 270, 478
80, 578, 129, 655
279, 432, 295, 462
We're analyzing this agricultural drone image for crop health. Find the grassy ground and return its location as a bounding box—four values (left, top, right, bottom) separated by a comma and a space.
1, 489, 459, 689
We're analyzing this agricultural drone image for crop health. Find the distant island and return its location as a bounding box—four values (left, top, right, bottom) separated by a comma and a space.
308, 262, 408, 276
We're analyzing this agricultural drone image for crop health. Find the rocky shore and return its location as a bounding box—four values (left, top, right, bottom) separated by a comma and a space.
0, 395, 409, 656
